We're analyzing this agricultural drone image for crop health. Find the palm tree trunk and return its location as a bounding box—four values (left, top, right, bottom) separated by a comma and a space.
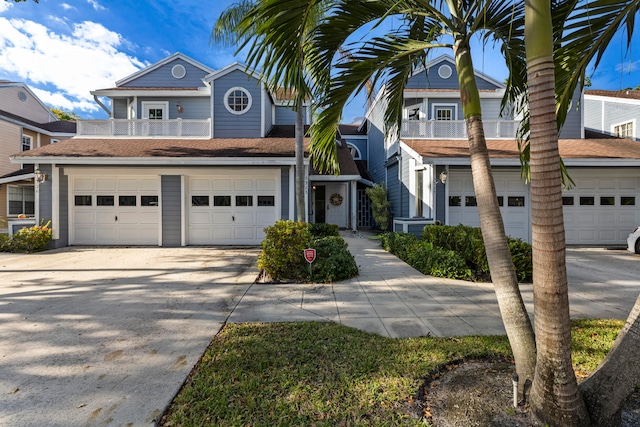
524, 1, 589, 424
295, 94, 306, 222
453, 41, 537, 398
579, 295, 640, 426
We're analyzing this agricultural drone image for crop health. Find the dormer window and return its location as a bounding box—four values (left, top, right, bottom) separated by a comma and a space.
224, 87, 252, 115
21, 135, 32, 151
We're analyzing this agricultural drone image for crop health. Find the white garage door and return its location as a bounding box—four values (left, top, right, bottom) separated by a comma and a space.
70, 176, 160, 245
188, 172, 278, 245
448, 170, 531, 242
562, 170, 640, 245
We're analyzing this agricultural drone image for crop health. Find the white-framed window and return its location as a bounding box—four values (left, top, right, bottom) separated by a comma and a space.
21, 135, 33, 151
347, 143, 362, 160
8, 185, 35, 216
612, 120, 635, 139
141, 101, 169, 120
432, 104, 457, 121
224, 87, 252, 115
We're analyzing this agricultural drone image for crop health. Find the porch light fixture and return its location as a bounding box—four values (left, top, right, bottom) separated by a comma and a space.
34, 168, 48, 183
439, 171, 447, 185
176, 102, 184, 113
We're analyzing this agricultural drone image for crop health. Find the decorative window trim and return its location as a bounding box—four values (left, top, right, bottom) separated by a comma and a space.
171, 64, 186, 79
347, 143, 362, 160
141, 101, 169, 120
21, 134, 33, 152
438, 64, 453, 79
224, 87, 253, 115
611, 119, 635, 139
431, 103, 458, 121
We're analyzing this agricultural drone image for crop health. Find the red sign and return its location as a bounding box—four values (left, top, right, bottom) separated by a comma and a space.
304, 248, 316, 264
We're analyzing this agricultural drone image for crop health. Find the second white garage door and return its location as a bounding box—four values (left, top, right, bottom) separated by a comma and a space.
188, 171, 279, 245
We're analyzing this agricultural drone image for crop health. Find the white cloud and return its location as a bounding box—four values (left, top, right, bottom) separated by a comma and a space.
0, 17, 147, 115
86, 0, 106, 12
61, 4, 75, 11
0, 2, 13, 13
615, 60, 640, 74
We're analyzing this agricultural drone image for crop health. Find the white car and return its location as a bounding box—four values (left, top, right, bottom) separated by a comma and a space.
628, 226, 640, 254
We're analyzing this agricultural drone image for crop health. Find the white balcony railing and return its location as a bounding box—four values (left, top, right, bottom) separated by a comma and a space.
77, 119, 211, 138
400, 119, 519, 139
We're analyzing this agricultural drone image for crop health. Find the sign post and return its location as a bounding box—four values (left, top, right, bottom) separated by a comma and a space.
304, 248, 316, 278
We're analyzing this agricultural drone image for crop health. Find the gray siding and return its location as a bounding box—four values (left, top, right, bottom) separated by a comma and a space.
213, 70, 262, 138
113, 99, 128, 119
367, 96, 390, 185
280, 167, 290, 220
274, 105, 309, 125
264, 91, 273, 135
427, 99, 463, 120
481, 98, 510, 120
136, 97, 209, 120
161, 175, 182, 247
406, 59, 501, 91
585, 98, 640, 141
120, 58, 210, 88
584, 98, 603, 132
400, 152, 411, 217
343, 137, 368, 161
386, 161, 401, 220
559, 88, 583, 139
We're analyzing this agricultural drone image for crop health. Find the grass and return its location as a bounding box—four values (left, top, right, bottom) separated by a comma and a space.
160, 319, 624, 427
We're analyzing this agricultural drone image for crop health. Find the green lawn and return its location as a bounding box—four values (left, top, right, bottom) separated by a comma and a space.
160, 319, 623, 427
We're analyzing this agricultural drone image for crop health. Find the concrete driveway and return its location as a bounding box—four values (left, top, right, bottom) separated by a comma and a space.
0, 243, 638, 427
0, 246, 259, 427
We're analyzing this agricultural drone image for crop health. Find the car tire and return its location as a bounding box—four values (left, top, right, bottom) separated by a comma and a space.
635, 239, 640, 254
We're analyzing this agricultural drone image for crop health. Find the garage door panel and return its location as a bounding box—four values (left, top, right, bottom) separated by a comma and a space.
213, 212, 233, 224
257, 179, 276, 191
190, 179, 211, 191
212, 226, 233, 239
213, 179, 232, 191
256, 210, 276, 224
190, 211, 211, 224
234, 179, 254, 191
234, 227, 255, 239
234, 212, 254, 224
71, 175, 160, 245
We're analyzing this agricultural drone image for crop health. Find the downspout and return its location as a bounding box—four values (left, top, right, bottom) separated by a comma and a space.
93, 95, 111, 117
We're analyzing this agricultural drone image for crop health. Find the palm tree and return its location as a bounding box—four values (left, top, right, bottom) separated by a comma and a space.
520, 0, 640, 424
305, 0, 537, 393
213, 0, 328, 222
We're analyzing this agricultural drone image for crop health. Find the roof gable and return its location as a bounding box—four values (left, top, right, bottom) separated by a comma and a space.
115, 52, 215, 87
204, 62, 262, 83
407, 54, 504, 90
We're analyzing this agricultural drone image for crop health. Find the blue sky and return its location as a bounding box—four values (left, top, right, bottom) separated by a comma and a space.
1, 0, 639, 124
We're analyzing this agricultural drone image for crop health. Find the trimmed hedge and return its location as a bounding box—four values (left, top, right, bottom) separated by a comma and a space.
258, 220, 358, 283
381, 224, 532, 282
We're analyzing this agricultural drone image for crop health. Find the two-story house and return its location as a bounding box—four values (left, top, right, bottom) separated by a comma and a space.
584, 89, 640, 141
11, 53, 363, 247
365, 55, 640, 246
0, 81, 76, 233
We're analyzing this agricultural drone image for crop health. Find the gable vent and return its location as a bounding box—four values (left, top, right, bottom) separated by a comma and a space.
438, 64, 452, 79
171, 64, 186, 79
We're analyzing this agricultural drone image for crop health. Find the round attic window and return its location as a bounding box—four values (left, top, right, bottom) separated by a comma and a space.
171, 64, 186, 79
438, 64, 453, 79
18, 91, 27, 102
224, 87, 252, 115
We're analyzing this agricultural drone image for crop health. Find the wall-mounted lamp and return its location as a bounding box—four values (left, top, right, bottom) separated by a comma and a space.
438, 171, 447, 185
312, 185, 317, 191
34, 168, 48, 183
176, 102, 183, 113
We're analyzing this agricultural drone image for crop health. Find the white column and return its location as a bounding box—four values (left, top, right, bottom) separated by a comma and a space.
51, 164, 59, 240
289, 165, 295, 220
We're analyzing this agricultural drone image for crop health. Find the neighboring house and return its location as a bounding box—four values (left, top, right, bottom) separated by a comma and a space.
364, 55, 640, 246
11, 53, 364, 247
584, 89, 640, 141
0, 81, 76, 233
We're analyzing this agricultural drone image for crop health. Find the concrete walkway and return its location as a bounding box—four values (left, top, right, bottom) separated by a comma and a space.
230, 231, 640, 338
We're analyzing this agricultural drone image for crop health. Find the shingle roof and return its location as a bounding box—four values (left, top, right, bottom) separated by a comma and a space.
0, 109, 76, 133
585, 89, 640, 100
12, 137, 307, 158
0, 165, 33, 180
401, 137, 640, 160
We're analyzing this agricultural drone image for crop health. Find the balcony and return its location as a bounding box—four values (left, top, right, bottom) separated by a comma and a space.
77, 119, 211, 138
400, 119, 519, 139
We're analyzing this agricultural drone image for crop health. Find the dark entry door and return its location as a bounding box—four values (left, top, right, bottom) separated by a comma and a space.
314, 186, 326, 223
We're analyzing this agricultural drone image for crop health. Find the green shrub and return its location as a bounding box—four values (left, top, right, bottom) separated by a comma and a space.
421, 224, 532, 282
508, 238, 533, 282
310, 223, 340, 238
310, 236, 358, 283
379, 232, 420, 260
405, 241, 473, 280
365, 184, 391, 231
258, 221, 358, 283
0, 233, 10, 252
9, 220, 52, 253
258, 220, 312, 281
